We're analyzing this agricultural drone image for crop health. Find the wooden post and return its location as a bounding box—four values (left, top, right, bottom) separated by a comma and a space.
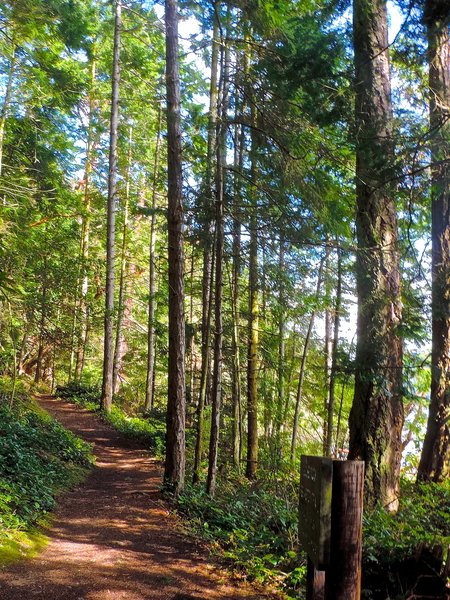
307, 558, 325, 600
299, 456, 332, 600
325, 460, 364, 600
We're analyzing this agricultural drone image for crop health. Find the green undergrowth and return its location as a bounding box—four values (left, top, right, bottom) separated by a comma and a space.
363, 479, 450, 598
55, 381, 166, 457
176, 475, 450, 599
0, 380, 94, 564
177, 477, 305, 598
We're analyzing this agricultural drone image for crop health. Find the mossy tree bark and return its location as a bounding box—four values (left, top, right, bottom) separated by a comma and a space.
349, 0, 404, 511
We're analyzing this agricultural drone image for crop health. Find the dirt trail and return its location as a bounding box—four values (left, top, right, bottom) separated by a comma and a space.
0, 396, 270, 600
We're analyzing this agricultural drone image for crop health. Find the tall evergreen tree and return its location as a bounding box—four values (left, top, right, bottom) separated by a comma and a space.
164, 0, 186, 496
101, 0, 122, 412
417, 1, 450, 483
349, 0, 404, 511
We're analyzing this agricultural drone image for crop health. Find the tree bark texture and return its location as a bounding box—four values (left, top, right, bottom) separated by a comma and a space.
112, 125, 133, 395
276, 238, 286, 449
206, 24, 230, 495
231, 117, 243, 470
291, 258, 324, 462
145, 103, 163, 412
246, 108, 259, 480
349, 0, 404, 511
418, 5, 450, 483
0, 39, 15, 178
323, 239, 332, 454
193, 15, 219, 484
75, 52, 97, 381
164, 0, 186, 496
325, 245, 342, 457
101, 0, 121, 412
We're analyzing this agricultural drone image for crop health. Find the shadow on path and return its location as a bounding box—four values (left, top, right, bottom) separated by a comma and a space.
0, 396, 269, 600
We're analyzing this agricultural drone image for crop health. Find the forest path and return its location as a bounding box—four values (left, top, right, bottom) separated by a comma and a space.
0, 395, 270, 600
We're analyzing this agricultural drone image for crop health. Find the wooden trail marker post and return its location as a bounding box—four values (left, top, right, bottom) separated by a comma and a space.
299, 456, 364, 600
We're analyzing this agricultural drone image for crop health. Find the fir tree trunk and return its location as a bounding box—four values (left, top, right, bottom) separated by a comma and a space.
417, 4, 450, 483
112, 125, 133, 395
325, 244, 342, 456
193, 14, 220, 485
0, 39, 15, 178
323, 239, 332, 453
188, 247, 195, 410
231, 116, 244, 471
35, 278, 47, 385
349, 0, 403, 511
206, 23, 229, 496
291, 259, 324, 462
75, 52, 97, 381
246, 106, 259, 480
276, 238, 286, 451
145, 103, 163, 412
164, 0, 186, 496
101, 0, 121, 412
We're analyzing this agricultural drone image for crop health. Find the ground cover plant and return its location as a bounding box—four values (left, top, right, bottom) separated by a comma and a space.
177, 477, 304, 597
176, 476, 450, 599
0, 380, 94, 563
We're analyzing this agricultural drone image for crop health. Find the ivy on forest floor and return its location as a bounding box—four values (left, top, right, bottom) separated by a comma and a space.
0, 379, 94, 564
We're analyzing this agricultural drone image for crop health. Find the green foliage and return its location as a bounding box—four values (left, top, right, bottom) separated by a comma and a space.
177, 479, 305, 597
362, 480, 450, 598
0, 385, 93, 563
56, 380, 102, 408
364, 480, 450, 563
55, 382, 166, 457
177, 475, 449, 599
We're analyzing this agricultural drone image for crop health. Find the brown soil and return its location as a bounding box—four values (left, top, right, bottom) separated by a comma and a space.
0, 396, 274, 600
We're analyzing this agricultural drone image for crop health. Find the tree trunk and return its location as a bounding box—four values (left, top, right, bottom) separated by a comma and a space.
246, 104, 259, 480
193, 13, 220, 485
276, 238, 286, 454
349, 0, 403, 512
417, 4, 450, 483
164, 0, 186, 496
35, 255, 48, 385
75, 51, 97, 381
291, 258, 324, 463
323, 238, 332, 454
145, 103, 163, 412
0, 39, 15, 178
101, 0, 121, 412
206, 21, 229, 496
68, 297, 78, 382
231, 116, 244, 471
112, 125, 133, 395
188, 246, 195, 411
325, 244, 342, 456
